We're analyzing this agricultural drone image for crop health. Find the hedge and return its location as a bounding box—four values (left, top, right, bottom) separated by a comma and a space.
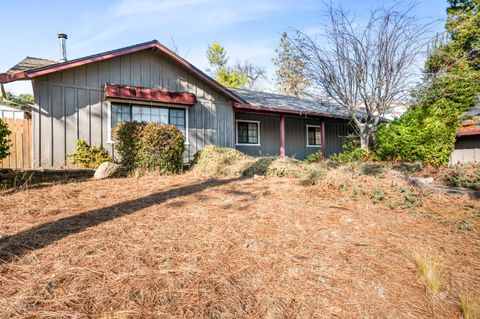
113, 122, 185, 174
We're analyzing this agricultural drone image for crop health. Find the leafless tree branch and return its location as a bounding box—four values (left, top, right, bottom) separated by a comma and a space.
290, 2, 434, 149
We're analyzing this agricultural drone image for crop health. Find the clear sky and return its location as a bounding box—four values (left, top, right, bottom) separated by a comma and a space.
1, 0, 447, 94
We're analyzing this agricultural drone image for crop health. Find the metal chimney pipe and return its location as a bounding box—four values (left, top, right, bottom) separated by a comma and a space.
58, 33, 68, 62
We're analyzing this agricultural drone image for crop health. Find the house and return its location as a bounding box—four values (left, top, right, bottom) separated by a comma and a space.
0, 37, 352, 169
0, 104, 26, 119
450, 102, 480, 165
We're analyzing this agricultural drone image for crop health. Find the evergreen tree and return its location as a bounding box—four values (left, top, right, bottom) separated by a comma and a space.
377, 0, 480, 166
206, 41, 247, 89
273, 32, 309, 97
426, 0, 479, 73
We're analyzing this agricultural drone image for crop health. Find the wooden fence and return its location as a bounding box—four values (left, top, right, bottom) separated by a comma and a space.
0, 118, 31, 169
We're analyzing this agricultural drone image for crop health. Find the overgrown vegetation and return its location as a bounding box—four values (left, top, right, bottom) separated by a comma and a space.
0, 119, 11, 161
376, 73, 479, 166
113, 122, 184, 174
68, 139, 112, 169
376, 0, 480, 166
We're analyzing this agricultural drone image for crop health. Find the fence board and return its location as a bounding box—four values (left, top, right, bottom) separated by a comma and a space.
0, 118, 32, 169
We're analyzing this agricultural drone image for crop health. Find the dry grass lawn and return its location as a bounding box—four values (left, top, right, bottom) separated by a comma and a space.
0, 166, 479, 318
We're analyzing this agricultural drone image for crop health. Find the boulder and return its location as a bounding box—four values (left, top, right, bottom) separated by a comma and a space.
94, 162, 119, 179
407, 176, 434, 186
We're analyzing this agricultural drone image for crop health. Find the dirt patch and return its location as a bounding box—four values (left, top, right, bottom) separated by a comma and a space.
0, 168, 479, 318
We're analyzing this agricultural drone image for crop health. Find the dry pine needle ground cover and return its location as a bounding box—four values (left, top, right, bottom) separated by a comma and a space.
0, 166, 479, 318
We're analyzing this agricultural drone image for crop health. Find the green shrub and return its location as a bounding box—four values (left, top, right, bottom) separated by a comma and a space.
0, 119, 11, 161
113, 122, 184, 174
444, 164, 480, 190
68, 139, 112, 169
376, 73, 479, 166
305, 151, 324, 163
330, 136, 377, 162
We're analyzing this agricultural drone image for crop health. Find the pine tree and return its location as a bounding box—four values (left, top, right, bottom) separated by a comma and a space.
426, 0, 479, 73
273, 32, 309, 97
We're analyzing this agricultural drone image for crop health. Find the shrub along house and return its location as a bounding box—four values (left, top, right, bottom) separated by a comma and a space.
0, 36, 352, 169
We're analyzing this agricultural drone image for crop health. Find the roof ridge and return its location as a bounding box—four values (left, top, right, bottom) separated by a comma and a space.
24, 56, 57, 61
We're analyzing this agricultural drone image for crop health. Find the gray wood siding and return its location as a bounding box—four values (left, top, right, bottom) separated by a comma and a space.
235, 113, 351, 159
450, 135, 480, 165
31, 49, 234, 168
235, 113, 280, 157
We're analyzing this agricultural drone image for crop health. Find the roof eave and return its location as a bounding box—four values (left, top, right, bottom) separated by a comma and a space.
457, 129, 480, 137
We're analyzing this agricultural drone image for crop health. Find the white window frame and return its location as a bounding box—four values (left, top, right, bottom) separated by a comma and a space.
235, 120, 261, 146
306, 125, 322, 148
106, 101, 189, 145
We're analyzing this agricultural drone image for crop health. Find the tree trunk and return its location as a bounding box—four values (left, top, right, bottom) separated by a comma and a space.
359, 129, 370, 151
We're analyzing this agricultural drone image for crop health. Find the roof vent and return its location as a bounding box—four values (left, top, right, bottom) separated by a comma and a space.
57, 33, 68, 63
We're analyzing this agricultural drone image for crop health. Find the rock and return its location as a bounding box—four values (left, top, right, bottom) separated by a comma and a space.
253, 174, 265, 180
94, 162, 119, 179
407, 177, 434, 186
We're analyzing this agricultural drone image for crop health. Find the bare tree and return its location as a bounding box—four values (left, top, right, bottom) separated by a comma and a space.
235, 61, 267, 90
291, 3, 431, 150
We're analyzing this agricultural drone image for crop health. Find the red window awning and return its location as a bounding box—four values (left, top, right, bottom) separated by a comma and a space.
104, 83, 196, 106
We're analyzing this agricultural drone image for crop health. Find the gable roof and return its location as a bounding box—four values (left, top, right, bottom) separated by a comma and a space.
231, 89, 351, 120
0, 40, 246, 104
6, 57, 57, 74
1, 40, 353, 120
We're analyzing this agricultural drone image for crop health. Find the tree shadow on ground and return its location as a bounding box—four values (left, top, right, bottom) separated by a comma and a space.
0, 177, 240, 263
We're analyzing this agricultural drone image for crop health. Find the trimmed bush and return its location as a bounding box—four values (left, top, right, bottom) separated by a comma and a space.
113, 122, 184, 174
68, 139, 112, 169
0, 119, 11, 161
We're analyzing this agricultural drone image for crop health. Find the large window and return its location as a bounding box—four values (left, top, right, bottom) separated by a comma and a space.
236, 120, 260, 145
111, 103, 186, 134
307, 125, 322, 147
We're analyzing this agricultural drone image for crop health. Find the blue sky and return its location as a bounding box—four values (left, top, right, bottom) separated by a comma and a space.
2, 0, 447, 94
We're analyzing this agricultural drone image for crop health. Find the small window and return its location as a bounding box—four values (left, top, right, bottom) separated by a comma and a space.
237, 120, 260, 145
307, 125, 322, 147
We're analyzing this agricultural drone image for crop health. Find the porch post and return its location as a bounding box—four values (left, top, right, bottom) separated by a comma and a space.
280, 114, 285, 156
321, 121, 326, 155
